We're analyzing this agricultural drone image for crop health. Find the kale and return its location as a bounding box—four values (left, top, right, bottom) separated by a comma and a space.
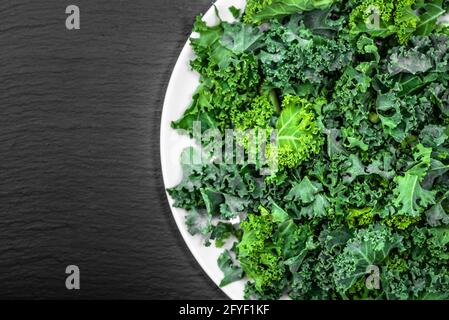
167, 0, 449, 300
244, 0, 336, 24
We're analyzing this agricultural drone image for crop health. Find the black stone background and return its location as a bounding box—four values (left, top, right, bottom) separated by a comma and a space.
0, 0, 226, 299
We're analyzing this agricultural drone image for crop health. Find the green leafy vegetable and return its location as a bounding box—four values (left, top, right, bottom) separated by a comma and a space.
274, 95, 325, 169
168, 0, 449, 300
244, 0, 336, 24
218, 250, 244, 286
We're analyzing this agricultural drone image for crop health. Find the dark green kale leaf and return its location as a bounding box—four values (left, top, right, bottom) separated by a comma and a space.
218, 250, 244, 287
333, 224, 403, 294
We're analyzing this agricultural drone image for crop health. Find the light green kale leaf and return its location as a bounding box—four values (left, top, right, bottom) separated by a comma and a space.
274, 95, 324, 169
237, 209, 287, 299
393, 173, 436, 216
393, 145, 436, 216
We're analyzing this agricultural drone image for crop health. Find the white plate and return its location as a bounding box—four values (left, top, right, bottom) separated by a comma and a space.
160, 0, 247, 300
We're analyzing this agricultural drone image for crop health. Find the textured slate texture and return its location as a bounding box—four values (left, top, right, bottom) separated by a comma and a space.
0, 0, 226, 299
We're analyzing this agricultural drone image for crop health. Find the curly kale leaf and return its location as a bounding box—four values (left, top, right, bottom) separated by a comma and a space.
415, 1, 447, 36
420, 125, 449, 148
259, 16, 353, 95
333, 225, 403, 294
237, 208, 287, 299
244, 0, 336, 24
218, 250, 244, 287
285, 177, 330, 219
393, 145, 437, 216
349, 0, 447, 44
393, 173, 436, 216
170, 1, 449, 300
426, 203, 449, 226
168, 148, 265, 234
387, 35, 449, 76
238, 206, 317, 299
220, 23, 265, 54
274, 95, 324, 169
173, 18, 263, 133
375, 92, 433, 142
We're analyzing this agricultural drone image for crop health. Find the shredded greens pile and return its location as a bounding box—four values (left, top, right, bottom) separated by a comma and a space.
167, 0, 449, 300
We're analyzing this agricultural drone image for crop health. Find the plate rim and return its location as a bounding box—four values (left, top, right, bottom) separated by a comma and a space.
160, 0, 247, 300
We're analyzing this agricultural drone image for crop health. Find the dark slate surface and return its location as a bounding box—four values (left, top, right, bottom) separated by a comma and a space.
0, 0, 226, 299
